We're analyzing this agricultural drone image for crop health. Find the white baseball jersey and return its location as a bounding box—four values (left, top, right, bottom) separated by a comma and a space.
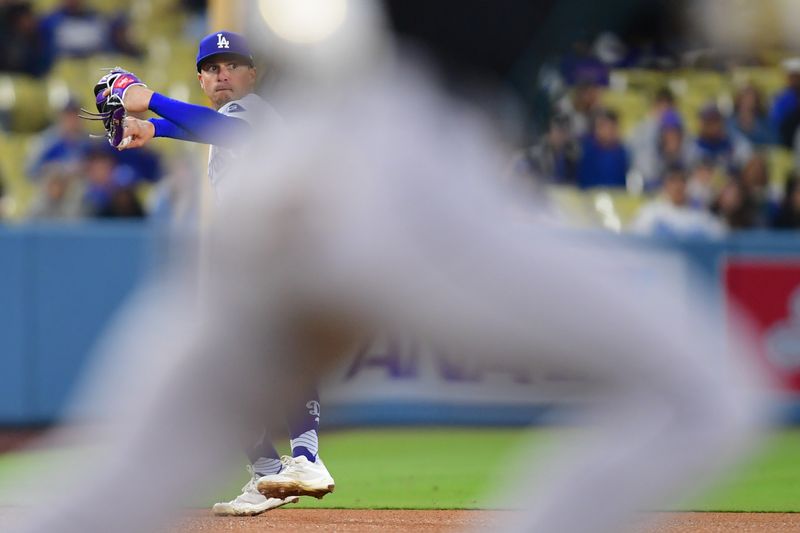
207, 93, 282, 196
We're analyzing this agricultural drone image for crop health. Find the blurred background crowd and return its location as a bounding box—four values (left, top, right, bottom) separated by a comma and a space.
0, 0, 206, 224
510, 50, 800, 237
2, 0, 800, 239
504, 0, 800, 238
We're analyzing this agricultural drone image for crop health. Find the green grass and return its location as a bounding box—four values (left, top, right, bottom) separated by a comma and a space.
689, 429, 800, 512
3, 428, 800, 511
226, 428, 545, 509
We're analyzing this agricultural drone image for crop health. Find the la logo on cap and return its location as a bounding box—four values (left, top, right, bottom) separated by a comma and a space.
216, 33, 230, 49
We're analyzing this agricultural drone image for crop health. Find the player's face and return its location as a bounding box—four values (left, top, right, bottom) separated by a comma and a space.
198, 54, 256, 108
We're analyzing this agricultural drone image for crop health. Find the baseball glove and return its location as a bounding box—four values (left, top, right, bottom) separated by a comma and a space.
79, 67, 146, 148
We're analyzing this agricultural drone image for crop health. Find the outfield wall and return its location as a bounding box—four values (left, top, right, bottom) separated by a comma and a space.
0, 224, 150, 424
1, 224, 799, 426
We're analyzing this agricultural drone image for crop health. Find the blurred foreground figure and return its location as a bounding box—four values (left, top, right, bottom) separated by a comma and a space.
16, 3, 768, 533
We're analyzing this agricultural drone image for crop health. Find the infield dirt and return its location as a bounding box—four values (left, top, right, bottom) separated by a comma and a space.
2, 507, 800, 531
170, 509, 800, 532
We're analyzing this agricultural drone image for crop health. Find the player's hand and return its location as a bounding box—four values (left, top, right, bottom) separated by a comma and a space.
83, 67, 148, 148
102, 85, 154, 114
117, 116, 155, 151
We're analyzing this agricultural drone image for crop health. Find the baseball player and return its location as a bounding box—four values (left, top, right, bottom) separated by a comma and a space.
14, 8, 767, 533
110, 31, 335, 516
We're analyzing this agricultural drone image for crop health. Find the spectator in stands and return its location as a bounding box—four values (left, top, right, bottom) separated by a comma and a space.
739, 152, 777, 225
114, 140, 163, 185
689, 103, 752, 172
773, 175, 800, 229
577, 109, 629, 189
728, 84, 773, 147
0, 2, 51, 76
82, 144, 144, 219
554, 79, 602, 139
27, 166, 84, 220
96, 186, 145, 219
511, 115, 579, 186
656, 111, 691, 173
686, 158, 720, 208
631, 165, 724, 238
630, 88, 681, 178
559, 39, 609, 87
711, 179, 759, 230
770, 58, 800, 148
40, 0, 109, 60
26, 98, 90, 181
630, 89, 679, 161
27, 98, 163, 184
108, 13, 144, 58
182, 0, 208, 40
632, 107, 691, 190
82, 144, 117, 214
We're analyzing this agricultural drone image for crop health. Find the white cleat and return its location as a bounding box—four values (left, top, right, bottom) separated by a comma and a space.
212, 466, 299, 516
257, 455, 335, 500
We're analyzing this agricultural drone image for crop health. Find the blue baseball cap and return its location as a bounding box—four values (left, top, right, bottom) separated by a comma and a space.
196, 31, 254, 72
659, 109, 683, 132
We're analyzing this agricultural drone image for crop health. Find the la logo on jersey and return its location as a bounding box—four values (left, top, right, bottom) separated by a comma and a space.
216, 33, 230, 49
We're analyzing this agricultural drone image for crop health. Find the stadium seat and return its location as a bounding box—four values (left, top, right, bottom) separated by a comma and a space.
50, 59, 93, 108
588, 188, 646, 230
144, 38, 174, 88
0, 75, 51, 133
145, 0, 186, 38
768, 147, 794, 187
730, 67, 786, 99
546, 187, 646, 232
86, 55, 145, 79
546, 186, 603, 228
673, 70, 730, 99
600, 90, 648, 137
758, 48, 792, 66
609, 69, 666, 93
0, 134, 36, 219
33, 0, 147, 15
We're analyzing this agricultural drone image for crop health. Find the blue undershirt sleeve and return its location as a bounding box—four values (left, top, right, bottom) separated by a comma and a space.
148, 118, 199, 143
147, 92, 250, 148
